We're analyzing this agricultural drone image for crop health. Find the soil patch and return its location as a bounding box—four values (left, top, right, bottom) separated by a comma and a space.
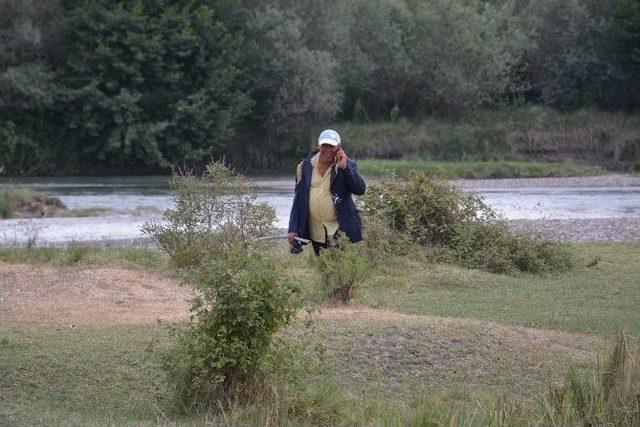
0, 263, 193, 326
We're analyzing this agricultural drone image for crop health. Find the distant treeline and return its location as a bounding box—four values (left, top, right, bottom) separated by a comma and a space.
1, 0, 639, 175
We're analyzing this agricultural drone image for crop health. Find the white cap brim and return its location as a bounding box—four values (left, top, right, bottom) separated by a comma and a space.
318, 138, 340, 146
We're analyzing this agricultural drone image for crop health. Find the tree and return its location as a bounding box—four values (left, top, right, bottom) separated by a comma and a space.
241, 6, 342, 161
54, 0, 252, 170
0, 0, 62, 175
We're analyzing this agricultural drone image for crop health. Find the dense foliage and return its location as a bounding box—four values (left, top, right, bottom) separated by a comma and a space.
363, 172, 575, 273
1, 0, 639, 174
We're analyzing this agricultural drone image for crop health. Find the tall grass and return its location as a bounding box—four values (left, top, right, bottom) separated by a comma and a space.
333, 106, 640, 170
540, 331, 639, 426
358, 159, 603, 179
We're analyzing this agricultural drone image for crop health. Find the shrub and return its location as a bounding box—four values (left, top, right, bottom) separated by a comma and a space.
163, 249, 300, 412
143, 162, 276, 269
143, 162, 300, 412
453, 221, 575, 274
363, 171, 574, 273
363, 171, 494, 247
312, 237, 369, 303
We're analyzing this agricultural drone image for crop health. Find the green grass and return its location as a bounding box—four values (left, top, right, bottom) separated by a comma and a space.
1, 242, 639, 425
0, 244, 169, 270
353, 243, 640, 336
357, 159, 604, 179
3, 242, 635, 335
0, 317, 599, 425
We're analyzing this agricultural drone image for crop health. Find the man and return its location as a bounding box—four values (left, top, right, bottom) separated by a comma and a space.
288, 129, 366, 255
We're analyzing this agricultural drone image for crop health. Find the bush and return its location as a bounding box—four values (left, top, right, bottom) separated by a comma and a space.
453, 222, 575, 274
363, 171, 575, 273
143, 162, 300, 412
143, 162, 276, 269
163, 249, 300, 412
363, 171, 494, 247
312, 237, 369, 303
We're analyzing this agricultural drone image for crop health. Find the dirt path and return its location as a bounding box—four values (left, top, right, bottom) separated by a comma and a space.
0, 263, 193, 326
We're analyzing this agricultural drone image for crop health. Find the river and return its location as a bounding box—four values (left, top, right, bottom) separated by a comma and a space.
1, 175, 639, 244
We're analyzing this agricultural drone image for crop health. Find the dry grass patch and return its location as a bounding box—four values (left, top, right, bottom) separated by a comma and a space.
0, 263, 192, 326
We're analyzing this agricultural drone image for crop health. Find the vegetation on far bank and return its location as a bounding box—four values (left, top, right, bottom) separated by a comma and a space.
357, 159, 604, 179
2, 1, 639, 175
335, 107, 640, 173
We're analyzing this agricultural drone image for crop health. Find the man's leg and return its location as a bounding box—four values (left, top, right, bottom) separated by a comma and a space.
311, 240, 328, 256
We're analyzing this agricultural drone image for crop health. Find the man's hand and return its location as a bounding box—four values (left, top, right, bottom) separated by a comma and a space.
336, 148, 348, 169
287, 232, 298, 245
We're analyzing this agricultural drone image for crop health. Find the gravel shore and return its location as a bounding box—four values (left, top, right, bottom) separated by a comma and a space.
451, 174, 640, 242
450, 173, 640, 189
507, 218, 640, 242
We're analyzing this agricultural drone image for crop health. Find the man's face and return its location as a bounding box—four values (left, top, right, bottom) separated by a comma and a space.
318, 143, 339, 162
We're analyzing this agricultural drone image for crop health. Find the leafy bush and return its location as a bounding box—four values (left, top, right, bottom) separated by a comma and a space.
312, 237, 369, 303
144, 162, 300, 412
143, 162, 276, 269
453, 222, 574, 274
363, 172, 494, 247
163, 249, 301, 412
363, 171, 575, 273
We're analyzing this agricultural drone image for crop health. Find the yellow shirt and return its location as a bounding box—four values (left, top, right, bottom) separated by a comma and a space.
308, 154, 339, 243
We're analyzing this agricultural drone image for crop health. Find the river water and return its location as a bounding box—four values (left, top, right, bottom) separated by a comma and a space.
1, 175, 639, 244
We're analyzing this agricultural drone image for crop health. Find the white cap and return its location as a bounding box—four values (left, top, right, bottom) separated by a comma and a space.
317, 129, 341, 146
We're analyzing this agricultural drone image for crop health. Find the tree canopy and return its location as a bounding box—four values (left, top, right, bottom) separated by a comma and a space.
1, 0, 638, 175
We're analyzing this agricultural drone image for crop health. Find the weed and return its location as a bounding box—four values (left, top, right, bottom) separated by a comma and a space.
540, 331, 639, 425
59, 242, 90, 266
312, 237, 369, 303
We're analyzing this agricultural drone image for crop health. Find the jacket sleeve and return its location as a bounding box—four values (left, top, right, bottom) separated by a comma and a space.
288, 164, 303, 233
342, 159, 366, 195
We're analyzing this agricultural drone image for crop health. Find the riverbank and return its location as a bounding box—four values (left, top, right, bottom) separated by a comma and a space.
336, 108, 640, 172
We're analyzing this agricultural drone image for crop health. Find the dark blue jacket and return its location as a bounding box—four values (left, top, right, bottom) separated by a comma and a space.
288, 150, 366, 242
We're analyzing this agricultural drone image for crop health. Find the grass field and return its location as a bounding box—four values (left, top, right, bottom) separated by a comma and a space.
1, 242, 639, 425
